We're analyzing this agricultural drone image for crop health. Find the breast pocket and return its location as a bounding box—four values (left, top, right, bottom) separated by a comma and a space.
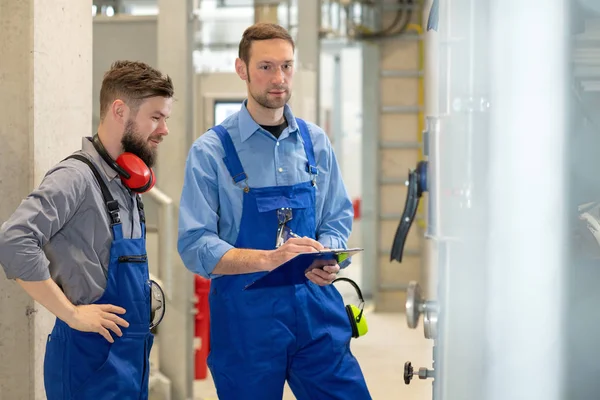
255, 189, 312, 213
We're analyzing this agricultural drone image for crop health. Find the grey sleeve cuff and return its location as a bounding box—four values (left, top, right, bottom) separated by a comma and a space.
2, 259, 51, 281
0, 227, 52, 281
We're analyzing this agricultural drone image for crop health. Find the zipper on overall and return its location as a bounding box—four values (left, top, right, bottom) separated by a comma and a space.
118, 254, 148, 263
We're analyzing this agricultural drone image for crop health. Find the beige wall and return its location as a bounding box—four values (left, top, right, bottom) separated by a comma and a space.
374, 12, 426, 311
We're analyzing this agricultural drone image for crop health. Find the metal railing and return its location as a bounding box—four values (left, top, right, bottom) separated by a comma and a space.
146, 186, 175, 300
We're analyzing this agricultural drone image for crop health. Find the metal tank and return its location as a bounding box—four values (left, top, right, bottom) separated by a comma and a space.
388, 0, 600, 399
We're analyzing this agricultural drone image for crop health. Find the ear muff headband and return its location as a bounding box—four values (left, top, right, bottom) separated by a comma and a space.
92, 133, 131, 179
333, 277, 365, 304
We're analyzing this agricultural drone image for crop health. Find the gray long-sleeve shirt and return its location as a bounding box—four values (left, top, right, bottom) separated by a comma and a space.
0, 137, 143, 305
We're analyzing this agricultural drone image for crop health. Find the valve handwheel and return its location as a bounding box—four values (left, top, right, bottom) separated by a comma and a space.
404, 361, 414, 385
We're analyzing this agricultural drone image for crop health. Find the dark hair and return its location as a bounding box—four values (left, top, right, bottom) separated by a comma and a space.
99, 60, 174, 120
238, 22, 295, 65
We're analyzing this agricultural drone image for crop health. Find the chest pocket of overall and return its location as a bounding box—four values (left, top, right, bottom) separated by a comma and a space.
254, 188, 312, 213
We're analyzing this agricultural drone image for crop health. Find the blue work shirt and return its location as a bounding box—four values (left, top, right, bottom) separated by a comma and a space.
177, 100, 354, 279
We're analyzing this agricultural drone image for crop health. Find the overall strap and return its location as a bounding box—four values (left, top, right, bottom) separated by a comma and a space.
66, 154, 124, 240
136, 194, 146, 239
295, 118, 319, 182
212, 125, 249, 190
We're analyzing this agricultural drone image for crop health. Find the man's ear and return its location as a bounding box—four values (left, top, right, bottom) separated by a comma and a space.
111, 99, 130, 124
235, 58, 248, 82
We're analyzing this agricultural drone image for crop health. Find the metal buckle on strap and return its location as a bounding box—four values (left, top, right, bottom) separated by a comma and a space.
306, 164, 318, 186
232, 173, 250, 193
107, 200, 121, 225
231, 172, 247, 183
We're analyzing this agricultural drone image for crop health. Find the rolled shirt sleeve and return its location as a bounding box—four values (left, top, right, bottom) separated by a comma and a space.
0, 164, 87, 281
177, 139, 234, 279
315, 137, 354, 248
315, 133, 354, 268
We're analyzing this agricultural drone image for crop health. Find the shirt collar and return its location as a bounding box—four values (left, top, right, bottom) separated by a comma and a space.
81, 136, 120, 181
238, 99, 299, 142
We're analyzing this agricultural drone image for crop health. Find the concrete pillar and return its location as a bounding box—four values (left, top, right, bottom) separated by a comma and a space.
254, 0, 280, 24
360, 42, 380, 301
296, 0, 320, 75
0, 0, 92, 398
156, 0, 195, 399
250, 0, 320, 123
296, 0, 320, 124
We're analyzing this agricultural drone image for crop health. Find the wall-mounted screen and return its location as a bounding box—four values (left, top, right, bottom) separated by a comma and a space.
214, 100, 243, 125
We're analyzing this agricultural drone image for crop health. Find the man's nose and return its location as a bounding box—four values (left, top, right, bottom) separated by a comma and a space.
157, 119, 169, 136
272, 68, 285, 85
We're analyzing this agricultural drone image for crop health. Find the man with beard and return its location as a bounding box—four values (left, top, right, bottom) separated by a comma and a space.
0, 60, 173, 400
178, 23, 372, 399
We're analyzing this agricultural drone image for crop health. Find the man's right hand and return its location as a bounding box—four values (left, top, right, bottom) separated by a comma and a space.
266, 237, 324, 270
16, 278, 131, 343
66, 304, 129, 343
213, 237, 327, 276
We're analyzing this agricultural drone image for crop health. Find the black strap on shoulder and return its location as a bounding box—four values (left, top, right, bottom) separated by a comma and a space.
65, 154, 121, 226
136, 194, 146, 224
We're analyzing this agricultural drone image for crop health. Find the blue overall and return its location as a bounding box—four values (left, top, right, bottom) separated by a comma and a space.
208, 119, 372, 399
43, 155, 154, 400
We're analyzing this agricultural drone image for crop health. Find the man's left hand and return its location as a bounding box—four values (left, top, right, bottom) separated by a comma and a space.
306, 264, 340, 286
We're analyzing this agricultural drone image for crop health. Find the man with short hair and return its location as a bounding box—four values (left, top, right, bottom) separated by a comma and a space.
0, 60, 174, 400
178, 23, 372, 399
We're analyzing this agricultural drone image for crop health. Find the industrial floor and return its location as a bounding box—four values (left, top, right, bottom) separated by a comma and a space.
193, 309, 434, 400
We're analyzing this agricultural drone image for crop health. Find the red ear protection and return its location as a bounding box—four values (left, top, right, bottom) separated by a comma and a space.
92, 134, 156, 194
116, 152, 156, 193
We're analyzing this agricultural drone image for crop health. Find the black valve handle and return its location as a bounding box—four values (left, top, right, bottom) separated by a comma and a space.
390, 161, 428, 263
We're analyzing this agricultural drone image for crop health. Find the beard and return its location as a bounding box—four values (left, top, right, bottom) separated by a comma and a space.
121, 119, 157, 168
249, 86, 292, 109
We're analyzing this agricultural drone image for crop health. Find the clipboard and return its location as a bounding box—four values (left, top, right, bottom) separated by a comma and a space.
244, 248, 364, 290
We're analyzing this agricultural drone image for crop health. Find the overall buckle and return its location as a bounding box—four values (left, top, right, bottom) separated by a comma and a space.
107, 200, 121, 225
